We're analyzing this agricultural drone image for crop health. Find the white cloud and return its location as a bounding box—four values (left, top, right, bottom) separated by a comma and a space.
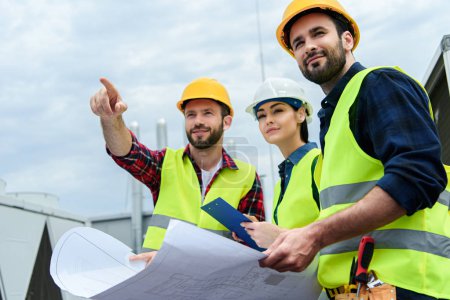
1, 0, 449, 217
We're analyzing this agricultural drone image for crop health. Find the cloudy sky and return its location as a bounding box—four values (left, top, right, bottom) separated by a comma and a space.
1, 0, 449, 218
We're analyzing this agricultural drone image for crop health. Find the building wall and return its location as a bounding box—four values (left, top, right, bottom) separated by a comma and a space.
90, 213, 153, 253
425, 35, 450, 165
0, 266, 5, 300
0, 197, 87, 300
0, 204, 48, 300
430, 73, 450, 164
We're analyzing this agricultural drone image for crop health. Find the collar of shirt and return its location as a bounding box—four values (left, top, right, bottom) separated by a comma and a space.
275, 142, 318, 215
318, 62, 365, 151
278, 142, 318, 182
286, 142, 318, 165
183, 145, 239, 171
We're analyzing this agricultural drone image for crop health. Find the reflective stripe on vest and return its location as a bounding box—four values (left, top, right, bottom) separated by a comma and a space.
320, 181, 377, 210
318, 66, 450, 298
321, 180, 450, 211
143, 148, 255, 250
321, 229, 450, 258
441, 165, 450, 210
272, 148, 320, 228
438, 190, 450, 209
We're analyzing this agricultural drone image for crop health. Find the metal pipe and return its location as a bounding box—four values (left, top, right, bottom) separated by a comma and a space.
156, 118, 168, 149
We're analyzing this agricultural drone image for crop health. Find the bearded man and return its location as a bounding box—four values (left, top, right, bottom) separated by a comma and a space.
90, 77, 264, 265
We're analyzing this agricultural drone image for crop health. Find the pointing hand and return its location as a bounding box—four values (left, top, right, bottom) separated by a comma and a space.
90, 78, 128, 118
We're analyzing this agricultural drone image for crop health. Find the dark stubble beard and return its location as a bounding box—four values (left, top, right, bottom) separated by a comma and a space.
300, 39, 346, 85
187, 123, 224, 150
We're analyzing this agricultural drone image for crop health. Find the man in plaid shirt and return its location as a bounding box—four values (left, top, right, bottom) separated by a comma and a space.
90, 77, 265, 265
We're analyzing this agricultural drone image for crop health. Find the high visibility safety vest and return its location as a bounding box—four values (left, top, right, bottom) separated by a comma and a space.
272, 147, 320, 228
317, 66, 450, 298
442, 165, 450, 238
143, 148, 256, 250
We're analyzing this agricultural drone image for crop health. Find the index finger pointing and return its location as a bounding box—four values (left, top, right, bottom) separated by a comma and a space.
99, 77, 119, 98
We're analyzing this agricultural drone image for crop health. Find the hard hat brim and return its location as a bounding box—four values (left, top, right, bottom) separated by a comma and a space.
246, 97, 313, 124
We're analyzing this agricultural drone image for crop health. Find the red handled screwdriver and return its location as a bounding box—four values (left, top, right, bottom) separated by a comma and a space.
355, 236, 375, 297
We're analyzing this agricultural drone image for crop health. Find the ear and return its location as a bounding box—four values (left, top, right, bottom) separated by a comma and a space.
223, 115, 232, 131
342, 31, 354, 51
295, 107, 306, 124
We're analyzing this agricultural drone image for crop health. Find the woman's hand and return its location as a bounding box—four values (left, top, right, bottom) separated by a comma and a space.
241, 221, 286, 249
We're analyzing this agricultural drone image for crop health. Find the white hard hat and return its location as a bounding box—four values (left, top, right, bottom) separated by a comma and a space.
246, 77, 313, 123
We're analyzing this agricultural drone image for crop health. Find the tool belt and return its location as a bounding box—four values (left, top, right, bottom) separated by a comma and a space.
325, 283, 396, 300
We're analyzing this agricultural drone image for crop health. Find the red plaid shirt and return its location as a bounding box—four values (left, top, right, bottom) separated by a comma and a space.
108, 131, 265, 221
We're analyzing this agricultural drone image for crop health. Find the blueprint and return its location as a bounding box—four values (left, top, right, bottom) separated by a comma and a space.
50, 227, 145, 298
52, 220, 321, 300
93, 220, 321, 300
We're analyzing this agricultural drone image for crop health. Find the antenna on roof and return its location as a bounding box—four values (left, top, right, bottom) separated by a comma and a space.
256, 0, 276, 189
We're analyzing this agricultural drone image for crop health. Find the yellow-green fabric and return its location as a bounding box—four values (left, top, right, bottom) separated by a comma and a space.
317, 66, 450, 298
442, 165, 450, 239
272, 147, 320, 229
143, 148, 256, 250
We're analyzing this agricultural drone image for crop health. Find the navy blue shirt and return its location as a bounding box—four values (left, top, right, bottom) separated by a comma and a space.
278, 142, 318, 197
274, 142, 319, 224
318, 62, 447, 215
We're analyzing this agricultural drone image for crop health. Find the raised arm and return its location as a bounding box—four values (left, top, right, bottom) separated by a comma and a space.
90, 78, 131, 156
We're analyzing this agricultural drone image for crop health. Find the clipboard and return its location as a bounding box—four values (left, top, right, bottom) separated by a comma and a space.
201, 197, 266, 251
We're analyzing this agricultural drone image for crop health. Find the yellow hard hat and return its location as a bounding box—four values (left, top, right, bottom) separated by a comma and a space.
276, 0, 360, 58
176, 77, 234, 117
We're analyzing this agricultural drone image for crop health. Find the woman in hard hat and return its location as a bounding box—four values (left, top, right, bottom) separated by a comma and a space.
240, 77, 320, 248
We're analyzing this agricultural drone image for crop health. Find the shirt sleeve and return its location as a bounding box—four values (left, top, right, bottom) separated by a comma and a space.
237, 172, 266, 221
355, 69, 447, 215
107, 130, 166, 204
